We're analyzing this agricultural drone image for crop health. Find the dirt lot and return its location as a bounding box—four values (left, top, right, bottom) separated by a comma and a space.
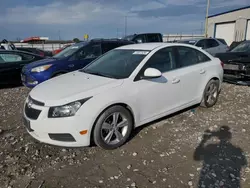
0, 83, 250, 188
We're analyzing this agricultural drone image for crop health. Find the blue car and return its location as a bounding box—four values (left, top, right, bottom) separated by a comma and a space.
21, 39, 134, 88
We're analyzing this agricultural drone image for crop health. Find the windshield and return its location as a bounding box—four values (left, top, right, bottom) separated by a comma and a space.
53, 43, 85, 59
231, 41, 250, 52
81, 49, 149, 79
178, 40, 197, 45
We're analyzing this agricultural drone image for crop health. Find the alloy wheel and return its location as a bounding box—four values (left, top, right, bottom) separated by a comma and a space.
101, 112, 129, 145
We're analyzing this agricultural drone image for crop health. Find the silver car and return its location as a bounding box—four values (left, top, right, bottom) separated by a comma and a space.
177, 38, 229, 56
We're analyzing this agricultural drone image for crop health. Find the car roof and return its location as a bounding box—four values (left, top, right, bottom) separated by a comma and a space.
178, 37, 222, 42
117, 42, 202, 51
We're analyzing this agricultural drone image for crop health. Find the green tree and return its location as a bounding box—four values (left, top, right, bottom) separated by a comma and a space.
73, 38, 80, 43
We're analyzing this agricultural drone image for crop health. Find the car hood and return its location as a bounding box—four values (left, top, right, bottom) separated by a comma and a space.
215, 52, 250, 63
24, 57, 64, 70
29, 71, 124, 106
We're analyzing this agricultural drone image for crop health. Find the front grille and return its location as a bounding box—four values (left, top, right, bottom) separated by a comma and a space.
25, 104, 41, 120
48, 133, 76, 142
29, 96, 45, 106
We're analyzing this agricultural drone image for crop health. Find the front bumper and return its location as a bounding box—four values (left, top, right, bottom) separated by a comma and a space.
21, 71, 51, 88
21, 73, 40, 88
23, 99, 92, 147
223, 73, 250, 86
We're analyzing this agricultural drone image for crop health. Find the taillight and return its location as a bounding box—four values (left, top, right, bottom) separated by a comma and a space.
220, 61, 224, 68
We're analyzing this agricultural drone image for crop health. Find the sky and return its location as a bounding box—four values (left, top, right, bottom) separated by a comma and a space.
0, 0, 249, 40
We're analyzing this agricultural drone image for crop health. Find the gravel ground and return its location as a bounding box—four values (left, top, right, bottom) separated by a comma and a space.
0, 83, 250, 188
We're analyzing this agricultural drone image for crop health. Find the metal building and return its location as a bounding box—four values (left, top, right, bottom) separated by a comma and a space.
207, 6, 250, 46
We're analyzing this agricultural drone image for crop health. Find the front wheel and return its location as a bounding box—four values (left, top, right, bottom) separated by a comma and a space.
93, 106, 133, 150
200, 79, 220, 108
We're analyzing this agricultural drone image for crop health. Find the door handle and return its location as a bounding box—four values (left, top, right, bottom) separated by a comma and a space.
172, 78, 180, 84
200, 69, 206, 74
68, 64, 75, 68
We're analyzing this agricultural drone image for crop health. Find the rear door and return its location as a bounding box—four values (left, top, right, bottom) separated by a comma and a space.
204, 39, 220, 56
0, 52, 28, 84
175, 46, 212, 106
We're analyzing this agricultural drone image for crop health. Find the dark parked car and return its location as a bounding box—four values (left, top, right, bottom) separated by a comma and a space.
0, 50, 44, 85
123, 33, 163, 43
215, 40, 250, 86
177, 38, 229, 56
16, 47, 52, 57
21, 39, 134, 88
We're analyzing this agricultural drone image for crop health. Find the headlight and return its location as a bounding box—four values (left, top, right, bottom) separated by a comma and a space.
48, 97, 92, 118
31, 64, 52, 73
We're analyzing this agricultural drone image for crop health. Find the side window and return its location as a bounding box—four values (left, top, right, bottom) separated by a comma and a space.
134, 35, 146, 43
77, 44, 101, 60
0, 54, 22, 63
146, 34, 160, 42
143, 47, 176, 73
176, 46, 211, 67
102, 42, 119, 53
206, 39, 219, 48
196, 50, 211, 63
176, 47, 199, 67
20, 53, 35, 61
196, 40, 206, 49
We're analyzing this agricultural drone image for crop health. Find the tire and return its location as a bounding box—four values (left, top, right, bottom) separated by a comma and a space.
200, 79, 220, 108
93, 105, 133, 150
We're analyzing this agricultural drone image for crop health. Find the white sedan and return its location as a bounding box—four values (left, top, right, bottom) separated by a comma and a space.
23, 43, 223, 150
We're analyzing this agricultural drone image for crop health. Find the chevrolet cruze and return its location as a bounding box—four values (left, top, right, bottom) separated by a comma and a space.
23, 43, 223, 150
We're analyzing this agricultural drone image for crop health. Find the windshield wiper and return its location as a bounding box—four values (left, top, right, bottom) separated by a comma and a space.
80, 70, 117, 79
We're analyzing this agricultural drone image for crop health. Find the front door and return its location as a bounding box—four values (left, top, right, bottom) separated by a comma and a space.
68, 44, 102, 70
132, 47, 182, 123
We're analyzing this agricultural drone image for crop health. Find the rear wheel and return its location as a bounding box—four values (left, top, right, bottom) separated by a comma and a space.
200, 79, 219, 108
93, 106, 133, 150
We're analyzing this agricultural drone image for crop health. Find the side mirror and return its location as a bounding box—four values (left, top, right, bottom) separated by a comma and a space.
143, 68, 162, 79
135, 39, 142, 43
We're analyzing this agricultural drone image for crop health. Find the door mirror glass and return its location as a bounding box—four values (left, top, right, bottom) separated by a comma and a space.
135, 39, 142, 43
143, 68, 162, 78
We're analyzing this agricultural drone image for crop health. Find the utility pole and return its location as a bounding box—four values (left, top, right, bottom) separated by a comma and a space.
124, 16, 127, 37
58, 30, 61, 40
201, 22, 203, 35
204, 0, 210, 37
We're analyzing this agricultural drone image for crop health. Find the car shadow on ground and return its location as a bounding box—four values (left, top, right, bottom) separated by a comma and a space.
194, 126, 247, 188
0, 83, 23, 89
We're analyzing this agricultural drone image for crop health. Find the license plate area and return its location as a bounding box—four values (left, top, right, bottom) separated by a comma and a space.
224, 64, 239, 70
23, 116, 33, 132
